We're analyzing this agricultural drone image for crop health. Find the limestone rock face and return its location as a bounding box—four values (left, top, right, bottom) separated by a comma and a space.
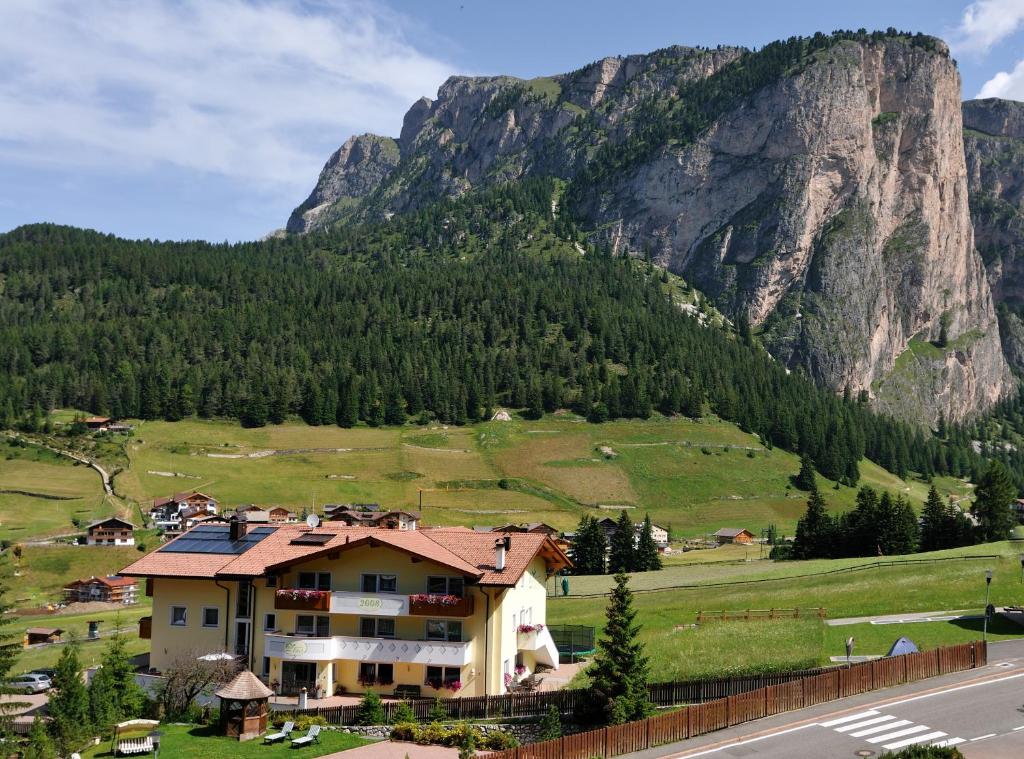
288, 39, 1014, 424
286, 134, 399, 233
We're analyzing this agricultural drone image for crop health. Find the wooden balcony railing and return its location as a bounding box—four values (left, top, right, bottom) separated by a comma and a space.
408, 594, 474, 618
274, 589, 330, 612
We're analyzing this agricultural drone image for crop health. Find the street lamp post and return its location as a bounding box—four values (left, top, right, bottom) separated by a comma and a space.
1019, 553, 1024, 584
984, 569, 993, 642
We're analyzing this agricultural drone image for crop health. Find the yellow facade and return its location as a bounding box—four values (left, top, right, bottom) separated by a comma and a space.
146, 543, 558, 697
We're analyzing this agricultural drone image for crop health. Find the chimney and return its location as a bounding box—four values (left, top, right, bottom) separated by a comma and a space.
495, 536, 511, 571
229, 515, 248, 542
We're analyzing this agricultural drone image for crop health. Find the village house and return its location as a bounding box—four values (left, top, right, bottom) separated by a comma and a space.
324, 506, 419, 531
120, 520, 570, 698
25, 627, 63, 645
713, 527, 755, 545
86, 517, 135, 546
268, 507, 298, 523
63, 575, 139, 605
150, 491, 218, 533
83, 416, 112, 430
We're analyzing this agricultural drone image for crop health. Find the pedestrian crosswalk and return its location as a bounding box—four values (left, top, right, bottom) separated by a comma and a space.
819, 710, 966, 750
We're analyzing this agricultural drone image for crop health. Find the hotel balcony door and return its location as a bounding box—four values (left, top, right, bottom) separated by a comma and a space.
281, 661, 317, 695
234, 620, 251, 658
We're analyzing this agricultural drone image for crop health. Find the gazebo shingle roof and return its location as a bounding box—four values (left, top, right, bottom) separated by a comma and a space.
214, 670, 273, 701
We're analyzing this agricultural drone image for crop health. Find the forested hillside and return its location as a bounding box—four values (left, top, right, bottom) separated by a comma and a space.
0, 178, 1016, 488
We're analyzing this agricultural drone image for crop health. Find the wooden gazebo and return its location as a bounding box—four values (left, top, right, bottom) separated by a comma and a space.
214, 670, 273, 741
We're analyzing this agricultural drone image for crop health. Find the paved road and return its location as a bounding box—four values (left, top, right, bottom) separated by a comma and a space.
625, 639, 1024, 758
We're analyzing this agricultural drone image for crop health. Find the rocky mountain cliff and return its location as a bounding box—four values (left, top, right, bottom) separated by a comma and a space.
963, 98, 1024, 370
288, 33, 1014, 425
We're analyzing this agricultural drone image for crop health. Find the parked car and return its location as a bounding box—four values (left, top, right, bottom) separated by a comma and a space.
11, 673, 51, 693
30, 668, 57, 681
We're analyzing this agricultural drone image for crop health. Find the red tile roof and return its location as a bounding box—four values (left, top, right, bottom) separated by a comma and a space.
119, 522, 570, 586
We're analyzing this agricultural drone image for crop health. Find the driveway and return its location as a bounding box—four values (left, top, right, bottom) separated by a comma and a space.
323, 739, 457, 758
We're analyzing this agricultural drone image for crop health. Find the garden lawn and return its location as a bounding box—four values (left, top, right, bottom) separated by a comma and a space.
75, 723, 370, 758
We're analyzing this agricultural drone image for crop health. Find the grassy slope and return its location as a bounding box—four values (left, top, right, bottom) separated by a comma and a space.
0, 440, 115, 541
111, 415, 970, 538
550, 541, 1024, 680
12, 605, 152, 674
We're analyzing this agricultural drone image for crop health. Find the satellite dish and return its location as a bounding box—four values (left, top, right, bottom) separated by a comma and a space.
306, 513, 320, 529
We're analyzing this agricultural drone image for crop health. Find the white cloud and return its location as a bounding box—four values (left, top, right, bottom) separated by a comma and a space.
0, 0, 457, 191
978, 59, 1024, 98
951, 0, 1024, 54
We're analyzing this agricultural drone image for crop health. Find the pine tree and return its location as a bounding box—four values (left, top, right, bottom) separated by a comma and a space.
587, 573, 652, 725
972, 461, 1017, 542
608, 510, 636, 573
571, 516, 607, 575
89, 632, 144, 733
538, 704, 562, 740
792, 488, 834, 559
0, 567, 22, 734
794, 453, 817, 491
355, 690, 386, 725
876, 492, 918, 555
391, 700, 417, 725
920, 486, 949, 552
635, 513, 662, 571
22, 716, 56, 759
48, 640, 92, 754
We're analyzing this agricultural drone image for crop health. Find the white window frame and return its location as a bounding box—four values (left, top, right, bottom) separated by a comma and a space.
169, 605, 187, 627
263, 612, 277, 632
201, 607, 220, 628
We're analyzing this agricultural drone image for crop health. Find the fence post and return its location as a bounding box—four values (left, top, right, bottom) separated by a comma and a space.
604, 726, 612, 757
646, 715, 652, 750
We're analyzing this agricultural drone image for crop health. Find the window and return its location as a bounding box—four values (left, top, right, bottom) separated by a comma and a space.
236, 580, 251, 618
170, 606, 187, 626
266, 575, 277, 588
426, 576, 464, 597
425, 620, 462, 642
201, 607, 220, 628
361, 574, 397, 593
295, 615, 330, 637
425, 666, 460, 687
263, 613, 277, 632
298, 572, 331, 591
358, 662, 394, 685
359, 617, 395, 638
262, 657, 271, 677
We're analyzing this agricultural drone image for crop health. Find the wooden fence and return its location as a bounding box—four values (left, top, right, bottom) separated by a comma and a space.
486, 641, 986, 759
696, 608, 826, 623
284, 642, 984, 732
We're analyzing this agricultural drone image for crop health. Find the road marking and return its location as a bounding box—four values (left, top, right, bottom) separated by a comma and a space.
971, 733, 997, 741
848, 720, 911, 737
932, 738, 966, 747
835, 715, 897, 732
669, 724, 819, 757
820, 710, 880, 727
882, 731, 947, 749
1013, 725, 1024, 731
866, 725, 932, 744
885, 672, 1024, 708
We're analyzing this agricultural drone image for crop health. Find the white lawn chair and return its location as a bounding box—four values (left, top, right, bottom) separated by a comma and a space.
115, 736, 153, 755
263, 720, 294, 744
290, 724, 321, 747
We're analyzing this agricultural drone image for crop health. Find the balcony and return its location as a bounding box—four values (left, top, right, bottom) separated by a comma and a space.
517, 625, 559, 668
409, 594, 474, 618
274, 589, 330, 612
264, 633, 472, 667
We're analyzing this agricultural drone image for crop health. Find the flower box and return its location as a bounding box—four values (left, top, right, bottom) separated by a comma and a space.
409, 593, 474, 617
274, 588, 330, 611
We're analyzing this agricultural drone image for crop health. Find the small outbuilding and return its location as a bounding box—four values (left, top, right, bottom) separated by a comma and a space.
713, 527, 755, 545
215, 669, 273, 741
25, 627, 63, 645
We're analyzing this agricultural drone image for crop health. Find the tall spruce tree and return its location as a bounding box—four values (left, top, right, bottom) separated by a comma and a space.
0, 565, 21, 735
972, 461, 1018, 542
792, 488, 834, 559
88, 632, 144, 734
635, 513, 662, 571
876, 492, 918, 555
48, 640, 91, 754
571, 516, 607, 575
794, 453, 817, 491
920, 485, 950, 552
22, 716, 56, 759
587, 573, 652, 725
608, 510, 637, 573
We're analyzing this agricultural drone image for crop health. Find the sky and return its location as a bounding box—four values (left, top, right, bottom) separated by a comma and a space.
1, 0, 1023, 243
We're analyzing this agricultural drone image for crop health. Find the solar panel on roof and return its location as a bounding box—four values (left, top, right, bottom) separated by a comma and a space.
159, 525, 275, 555
289, 532, 334, 546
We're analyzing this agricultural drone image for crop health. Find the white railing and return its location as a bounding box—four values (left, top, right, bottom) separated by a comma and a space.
264, 633, 472, 666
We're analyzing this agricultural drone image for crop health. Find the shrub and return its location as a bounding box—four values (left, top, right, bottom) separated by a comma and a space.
355, 690, 386, 725
391, 700, 417, 724
389, 721, 417, 741
485, 730, 519, 750
427, 697, 448, 721
416, 721, 453, 745
700, 447, 712, 455
538, 704, 563, 740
